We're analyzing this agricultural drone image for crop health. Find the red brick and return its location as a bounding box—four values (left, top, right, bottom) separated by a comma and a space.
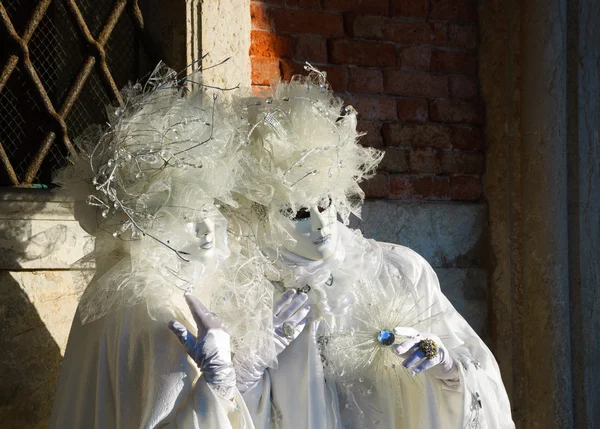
357, 120, 384, 148
388, 21, 438, 44
430, 99, 483, 124
451, 175, 482, 200
431, 49, 477, 75
329, 39, 396, 68
360, 173, 389, 198
351, 16, 436, 44
251, 3, 272, 30
384, 70, 448, 98
430, 0, 477, 21
322, 0, 388, 14
391, 0, 428, 17
449, 75, 478, 99
448, 24, 477, 50
348, 15, 385, 39
280, 59, 302, 80
397, 98, 428, 122
269, 7, 344, 36
439, 150, 484, 174
432, 22, 449, 43
350, 94, 397, 121
318, 65, 348, 91
409, 149, 441, 174
252, 85, 271, 96
250, 31, 292, 58
380, 149, 409, 173
286, 0, 321, 8
280, 61, 348, 90
398, 45, 431, 70
252, 57, 281, 85
294, 35, 327, 63
383, 123, 452, 148
390, 175, 451, 200
348, 68, 383, 94
451, 126, 482, 150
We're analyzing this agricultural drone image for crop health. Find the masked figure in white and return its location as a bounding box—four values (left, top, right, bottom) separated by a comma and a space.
232, 66, 515, 429
50, 65, 256, 428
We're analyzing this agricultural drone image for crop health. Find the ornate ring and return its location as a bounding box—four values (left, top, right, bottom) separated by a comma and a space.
282, 321, 296, 339
418, 339, 439, 360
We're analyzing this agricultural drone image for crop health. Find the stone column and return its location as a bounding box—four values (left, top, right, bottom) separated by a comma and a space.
481, 0, 600, 427
518, 1, 572, 427
566, 0, 600, 426
199, 0, 251, 89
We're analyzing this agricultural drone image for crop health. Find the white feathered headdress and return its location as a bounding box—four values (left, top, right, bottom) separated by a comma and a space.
234, 64, 383, 249
53, 63, 242, 322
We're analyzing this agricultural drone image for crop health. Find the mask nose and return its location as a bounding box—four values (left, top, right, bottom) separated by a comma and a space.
310, 206, 326, 232
196, 218, 215, 240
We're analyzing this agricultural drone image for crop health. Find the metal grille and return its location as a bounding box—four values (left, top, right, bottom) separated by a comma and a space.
0, 0, 147, 186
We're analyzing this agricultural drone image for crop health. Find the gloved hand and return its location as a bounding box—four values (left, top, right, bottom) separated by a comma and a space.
391, 327, 458, 381
169, 293, 237, 399
235, 289, 310, 393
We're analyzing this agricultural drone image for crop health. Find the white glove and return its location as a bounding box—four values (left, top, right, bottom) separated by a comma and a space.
391, 327, 458, 381
235, 289, 310, 393
169, 293, 237, 399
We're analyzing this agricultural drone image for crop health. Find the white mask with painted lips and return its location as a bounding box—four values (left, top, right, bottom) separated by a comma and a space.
168, 217, 220, 282
277, 201, 339, 261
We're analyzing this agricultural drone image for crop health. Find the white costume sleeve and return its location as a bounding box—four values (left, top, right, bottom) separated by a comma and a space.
50, 303, 254, 429
382, 243, 515, 429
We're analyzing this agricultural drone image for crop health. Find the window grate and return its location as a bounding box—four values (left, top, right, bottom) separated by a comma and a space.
0, 0, 147, 186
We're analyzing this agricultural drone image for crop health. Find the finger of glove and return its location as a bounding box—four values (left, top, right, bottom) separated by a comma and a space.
275, 293, 308, 322
436, 348, 454, 373
292, 317, 309, 338
185, 293, 211, 338
392, 338, 420, 356
288, 305, 310, 326
402, 348, 425, 370
204, 314, 226, 331
274, 289, 297, 316
169, 320, 198, 356
411, 357, 437, 376
393, 327, 421, 338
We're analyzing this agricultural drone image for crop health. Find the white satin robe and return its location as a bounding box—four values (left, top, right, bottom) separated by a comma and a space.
49, 301, 254, 428
242, 224, 515, 429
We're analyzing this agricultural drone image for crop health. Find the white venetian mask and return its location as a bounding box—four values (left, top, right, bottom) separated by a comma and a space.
276, 198, 339, 261
166, 216, 228, 285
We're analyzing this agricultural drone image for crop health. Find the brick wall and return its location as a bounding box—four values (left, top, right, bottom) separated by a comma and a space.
250, 0, 483, 201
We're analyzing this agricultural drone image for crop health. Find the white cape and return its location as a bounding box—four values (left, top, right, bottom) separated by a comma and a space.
242, 224, 515, 429
49, 300, 254, 428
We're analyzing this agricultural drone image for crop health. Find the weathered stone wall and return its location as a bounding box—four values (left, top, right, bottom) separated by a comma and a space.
0, 190, 90, 428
